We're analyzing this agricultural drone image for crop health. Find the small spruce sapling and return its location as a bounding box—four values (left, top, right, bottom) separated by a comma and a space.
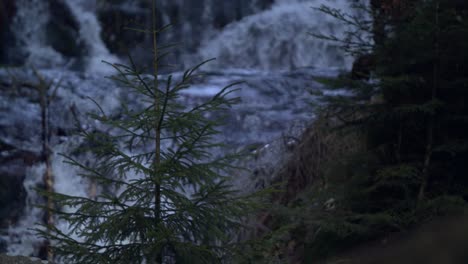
35, 1, 255, 263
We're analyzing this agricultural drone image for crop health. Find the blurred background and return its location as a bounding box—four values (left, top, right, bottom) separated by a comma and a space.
0, 0, 357, 72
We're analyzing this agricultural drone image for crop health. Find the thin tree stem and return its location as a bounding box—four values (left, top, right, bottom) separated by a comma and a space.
418, 2, 439, 202
152, 0, 162, 263
37, 74, 55, 262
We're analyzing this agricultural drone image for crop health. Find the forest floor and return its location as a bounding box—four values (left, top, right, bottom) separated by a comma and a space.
325, 212, 468, 264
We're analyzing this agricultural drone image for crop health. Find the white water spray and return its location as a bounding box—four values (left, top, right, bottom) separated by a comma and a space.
12, 0, 66, 68
3, 139, 90, 257
62, 0, 119, 73
12, 0, 118, 72
196, 0, 356, 70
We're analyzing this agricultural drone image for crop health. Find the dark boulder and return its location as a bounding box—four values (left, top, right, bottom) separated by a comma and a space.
0, 140, 40, 229
45, 0, 84, 58
0, 0, 17, 65
0, 166, 25, 229
97, 3, 148, 56
0, 239, 5, 253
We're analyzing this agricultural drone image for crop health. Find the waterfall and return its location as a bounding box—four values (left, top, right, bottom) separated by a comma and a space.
62, 0, 119, 73
9, 0, 358, 71
12, 0, 66, 68
0, 69, 123, 257
4, 164, 45, 257
195, 0, 357, 70
3, 139, 91, 257
1, 0, 361, 260
11, 0, 118, 72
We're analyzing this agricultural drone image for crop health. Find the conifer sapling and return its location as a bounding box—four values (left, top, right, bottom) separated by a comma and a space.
35, 1, 254, 263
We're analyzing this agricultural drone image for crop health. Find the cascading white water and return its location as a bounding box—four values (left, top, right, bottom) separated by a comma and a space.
10, 0, 356, 72
3, 140, 91, 256
1, 69, 124, 257
196, 0, 356, 70
5, 164, 46, 257
12, 0, 66, 68
62, 0, 119, 73
12, 0, 118, 72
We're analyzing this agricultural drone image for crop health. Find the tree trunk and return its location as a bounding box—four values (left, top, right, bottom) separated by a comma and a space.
151, 1, 162, 263
418, 2, 439, 202
40, 85, 54, 262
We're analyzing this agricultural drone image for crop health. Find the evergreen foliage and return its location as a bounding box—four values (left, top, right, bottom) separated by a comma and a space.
250, 0, 468, 262
34, 1, 255, 263
306, 0, 468, 259
316, 0, 468, 204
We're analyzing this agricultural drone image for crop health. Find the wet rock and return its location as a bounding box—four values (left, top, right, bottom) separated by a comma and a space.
0, 239, 5, 253
96, 0, 276, 69
0, 0, 17, 64
0, 151, 29, 228
46, 0, 84, 58
0, 139, 43, 229
97, 3, 148, 56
